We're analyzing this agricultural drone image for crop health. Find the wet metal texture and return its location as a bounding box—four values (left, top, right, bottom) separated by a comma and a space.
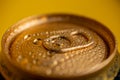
10, 24, 107, 76
0, 14, 119, 80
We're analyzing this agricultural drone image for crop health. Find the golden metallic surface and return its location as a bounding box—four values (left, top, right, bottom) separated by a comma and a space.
10, 23, 107, 76
0, 14, 120, 80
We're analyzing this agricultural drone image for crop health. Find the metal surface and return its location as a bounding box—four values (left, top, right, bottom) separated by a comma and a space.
0, 14, 120, 80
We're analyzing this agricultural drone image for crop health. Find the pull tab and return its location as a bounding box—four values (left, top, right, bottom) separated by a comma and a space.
43, 35, 71, 52
42, 29, 96, 53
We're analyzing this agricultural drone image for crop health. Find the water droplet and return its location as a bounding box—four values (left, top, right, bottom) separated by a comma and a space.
70, 54, 74, 57
47, 51, 50, 55
38, 53, 42, 56
65, 56, 69, 60
33, 60, 37, 64
17, 55, 22, 62
47, 51, 54, 57
33, 38, 42, 45
36, 33, 40, 36
24, 34, 31, 40
51, 40, 55, 43
33, 34, 36, 36
29, 52, 32, 56
46, 69, 52, 75
45, 32, 49, 34
33, 39, 38, 43
52, 61, 58, 66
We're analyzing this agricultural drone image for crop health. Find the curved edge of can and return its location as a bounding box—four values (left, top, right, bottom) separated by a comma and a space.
1, 13, 119, 79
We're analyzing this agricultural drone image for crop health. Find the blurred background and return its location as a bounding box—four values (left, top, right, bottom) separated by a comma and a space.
0, 0, 120, 51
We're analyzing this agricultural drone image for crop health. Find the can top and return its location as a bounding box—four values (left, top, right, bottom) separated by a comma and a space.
2, 14, 116, 79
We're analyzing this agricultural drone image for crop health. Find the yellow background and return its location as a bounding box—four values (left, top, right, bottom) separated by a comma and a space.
0, 0, 120, 51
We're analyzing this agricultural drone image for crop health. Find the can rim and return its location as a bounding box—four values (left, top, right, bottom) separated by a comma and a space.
1, 14, 117, 79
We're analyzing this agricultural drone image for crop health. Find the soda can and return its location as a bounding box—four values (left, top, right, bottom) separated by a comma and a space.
0, 14, 120, 80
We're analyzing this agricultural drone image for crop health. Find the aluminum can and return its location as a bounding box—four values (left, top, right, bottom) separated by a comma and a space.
0, 14, 120, 80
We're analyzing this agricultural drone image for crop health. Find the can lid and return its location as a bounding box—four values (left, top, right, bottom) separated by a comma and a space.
2, 14, 116, 79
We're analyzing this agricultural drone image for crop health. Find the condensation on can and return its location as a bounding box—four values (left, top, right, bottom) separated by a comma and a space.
0, 14, 120, 80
